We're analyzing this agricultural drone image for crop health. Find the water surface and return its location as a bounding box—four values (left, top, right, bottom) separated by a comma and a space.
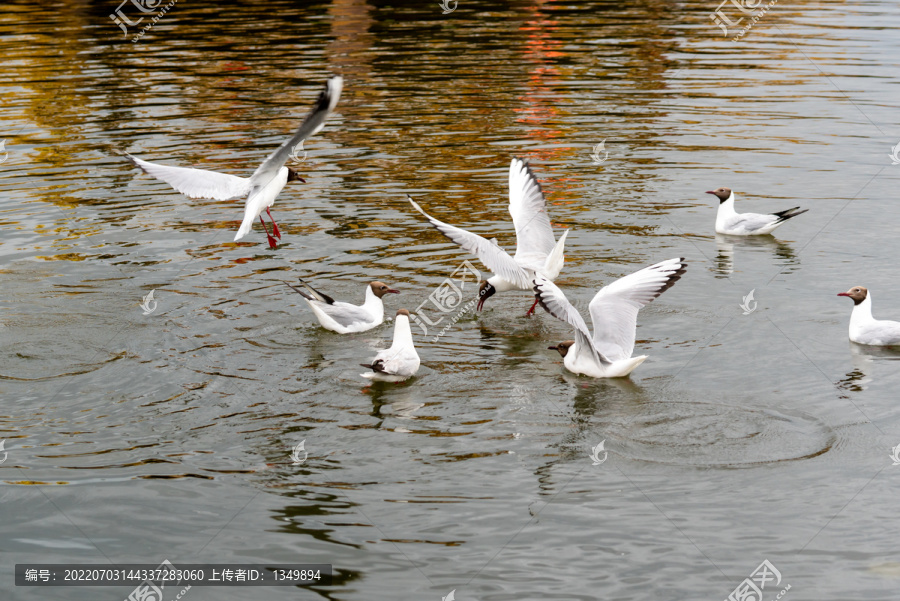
2, 0, 900, 599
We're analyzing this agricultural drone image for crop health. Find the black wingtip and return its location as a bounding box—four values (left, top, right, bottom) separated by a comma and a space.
316, 75, 343, 113
653, 258, 687, 299
772, 207, 809, 223
117, 151, 144, 171
295, 278, 336, 305
531, 279, 557, 318
283, 280, 314, 301
361, 360, 386, 373
512, 157, 547, 199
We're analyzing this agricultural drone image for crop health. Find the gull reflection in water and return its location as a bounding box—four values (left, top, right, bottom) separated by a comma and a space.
836, 342, 900, 395
364, 384, 424, 432
714, 234, 798, 277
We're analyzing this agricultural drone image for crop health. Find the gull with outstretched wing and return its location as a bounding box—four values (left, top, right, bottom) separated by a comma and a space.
534, 257, 686, 378
408, 158, 569, 315
121, 76, 343, 249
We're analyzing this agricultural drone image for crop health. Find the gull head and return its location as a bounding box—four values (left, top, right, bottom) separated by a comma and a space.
287, 167, 306, 183
370, 281, 400, 298
705, 187, 732, 203
547, 340, 574, 358
837, 286, 867, 305
476, 280, 496, 311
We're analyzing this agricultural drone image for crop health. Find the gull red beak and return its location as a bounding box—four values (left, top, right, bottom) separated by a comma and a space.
705, 190, 716, 195
297, 177, 306, 183
387, 289, 400, 294
837, 292, 850, 297
547, 345, 558, 350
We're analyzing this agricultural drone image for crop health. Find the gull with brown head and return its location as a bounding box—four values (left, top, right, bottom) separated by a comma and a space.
284, 278, 399, 334
707, 187, 808, 236
409, 158, 569, 315
838, 286, 900, 346
535, 257, 687, 378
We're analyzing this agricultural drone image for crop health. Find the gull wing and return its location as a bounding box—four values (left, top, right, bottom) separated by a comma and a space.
408, 196, 530, 289
588, 257, 686, 362
316, 302, 374, 329
508, 158, 557, 269
248, 76, 343, 192
533, 275, 610, 365
123, 152, 250, 200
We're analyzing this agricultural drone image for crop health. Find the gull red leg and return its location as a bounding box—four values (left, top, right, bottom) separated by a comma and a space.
259, 216, 278, 249
265, 207, 281, 239
525, 297, 540, 316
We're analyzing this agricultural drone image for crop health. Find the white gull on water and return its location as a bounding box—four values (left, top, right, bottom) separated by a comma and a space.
533, 258, 686, 378
284, 279, 399, 334
708, 187, 808, 236
838, 286, 900, 346
360, 309, 421, 382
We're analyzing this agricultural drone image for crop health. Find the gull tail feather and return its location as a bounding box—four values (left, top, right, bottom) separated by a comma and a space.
542, 229, 569, 280
613, 355, 649, 378
234, 211, 256, 241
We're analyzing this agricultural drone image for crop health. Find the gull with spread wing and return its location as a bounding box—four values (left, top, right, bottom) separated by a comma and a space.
121, 76, 343, 249
534, 258, 686, 378
408, 158, 569, 315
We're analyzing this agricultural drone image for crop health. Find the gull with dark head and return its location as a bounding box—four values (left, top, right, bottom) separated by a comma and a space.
707, 187, 808, 236
837, 286, 900, 346
284, 278, 398, 334
121, 76, 343, 249
408, 158, 569, 315
360, 309, 420, 382
534, 257, 686, 378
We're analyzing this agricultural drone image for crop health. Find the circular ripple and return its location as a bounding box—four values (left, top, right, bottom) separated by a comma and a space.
608, 401, 836, 467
